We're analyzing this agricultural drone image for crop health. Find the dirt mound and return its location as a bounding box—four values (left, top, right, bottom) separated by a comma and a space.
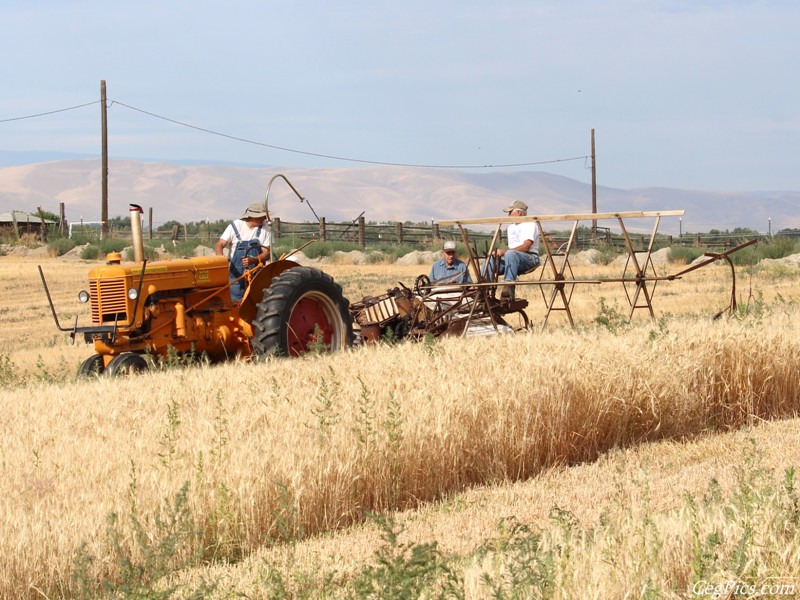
396, 250, 438, 266
193, 245, 216, 257
610, 247, 671, 268
569, 249, 602, 266
759, 253, 800, 268
332, 250, 368, 265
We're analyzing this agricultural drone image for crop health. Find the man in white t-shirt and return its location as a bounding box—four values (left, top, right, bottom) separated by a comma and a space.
215, 202, 272, 301
488, 200, 540, 299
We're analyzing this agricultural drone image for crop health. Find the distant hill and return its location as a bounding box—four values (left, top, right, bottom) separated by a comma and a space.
0, 158, 797, 236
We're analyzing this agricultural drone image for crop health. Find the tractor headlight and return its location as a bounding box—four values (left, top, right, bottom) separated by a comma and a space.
128, 288, 139, 301
78, 290, 90, 303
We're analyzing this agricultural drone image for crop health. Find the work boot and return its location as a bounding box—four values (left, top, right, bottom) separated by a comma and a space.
500, 285, 515, 300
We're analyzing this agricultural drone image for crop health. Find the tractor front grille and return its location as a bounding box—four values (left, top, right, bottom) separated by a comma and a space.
90, 278, 128, 324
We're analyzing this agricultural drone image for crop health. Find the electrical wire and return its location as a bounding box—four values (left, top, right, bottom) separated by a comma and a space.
1, 98, 589, 169
0, 100, 101, 123
110, 100, 588, 170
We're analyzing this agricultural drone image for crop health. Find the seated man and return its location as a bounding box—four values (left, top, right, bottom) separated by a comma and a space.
488, 200, 540, 299
429, 240, 472, 285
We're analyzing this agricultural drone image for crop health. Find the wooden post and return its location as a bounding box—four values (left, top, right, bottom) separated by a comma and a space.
171, 224, 179, 243
148, 207, 153, 240
11, 212, 20, 240
101, 80, 109, 241
273, 217, 281, 240
37, 206, 48, 242
358, 216, 365, 247
59, 203, 66, 235
432, 223, 440, 244
319, 217, 327, 242
591, 128, 597, 239
396, 222, 403, 244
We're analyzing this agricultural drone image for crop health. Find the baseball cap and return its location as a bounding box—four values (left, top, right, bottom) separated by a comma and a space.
241, 202, 267, 219
503, 200, 528, 213
443, 240, 457, 251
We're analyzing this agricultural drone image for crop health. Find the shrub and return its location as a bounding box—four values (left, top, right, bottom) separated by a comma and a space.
48, 238, 77, 257
669, 245, 706, 265
99, 239, 127, 254
761, 236, 799, 260
79, 245, 101, 260
123, 245, 159, 261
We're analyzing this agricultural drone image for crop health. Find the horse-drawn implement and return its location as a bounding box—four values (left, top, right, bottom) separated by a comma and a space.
350, 209, 757, 343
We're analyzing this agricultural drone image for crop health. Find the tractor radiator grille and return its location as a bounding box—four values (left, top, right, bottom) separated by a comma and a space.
90, 278, 128, 324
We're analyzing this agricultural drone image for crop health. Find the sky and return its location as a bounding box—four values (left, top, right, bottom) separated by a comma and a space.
1, 0, 799, 192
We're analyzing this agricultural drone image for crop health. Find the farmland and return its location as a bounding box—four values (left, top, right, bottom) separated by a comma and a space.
1, 254, 800, 599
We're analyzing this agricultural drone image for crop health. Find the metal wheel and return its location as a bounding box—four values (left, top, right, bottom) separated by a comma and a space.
105, 352, 148, 376
415, 274, 431, 296
252, 266, 354, 357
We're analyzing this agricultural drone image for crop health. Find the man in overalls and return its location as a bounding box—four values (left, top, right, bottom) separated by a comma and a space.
215, 202, 271, 301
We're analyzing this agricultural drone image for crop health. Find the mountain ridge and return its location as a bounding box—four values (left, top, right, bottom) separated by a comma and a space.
1, 159, 797, 236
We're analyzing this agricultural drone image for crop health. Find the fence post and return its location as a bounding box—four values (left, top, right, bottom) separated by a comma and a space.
396, 222, 403, 244
11, 212, 19, 240
37, 206, 48, 242
59, 203, 66, 236
358, 216, 365, 248
273, 217, 281, 241
319, 217, 327, 242
432, 223, 440, 245
148, 207, 153, 240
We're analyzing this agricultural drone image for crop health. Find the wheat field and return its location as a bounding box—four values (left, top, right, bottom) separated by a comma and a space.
1, 254, 799, 598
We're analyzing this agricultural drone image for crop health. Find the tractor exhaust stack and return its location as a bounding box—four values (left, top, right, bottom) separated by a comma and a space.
129, 204, 145, 263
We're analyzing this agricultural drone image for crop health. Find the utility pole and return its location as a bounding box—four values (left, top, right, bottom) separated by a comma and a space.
101, 80, 109, 241
591, 128, 597, 239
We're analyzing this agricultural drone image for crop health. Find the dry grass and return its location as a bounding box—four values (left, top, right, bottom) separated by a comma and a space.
1, 255, 799, 598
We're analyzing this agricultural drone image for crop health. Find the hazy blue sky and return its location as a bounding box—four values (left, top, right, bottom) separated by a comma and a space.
2, 0, 798, 191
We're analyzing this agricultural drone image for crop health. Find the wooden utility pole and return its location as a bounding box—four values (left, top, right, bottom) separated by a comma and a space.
101, 80, 109, 240
148, 207, 153, 240
591, 128, 597, 239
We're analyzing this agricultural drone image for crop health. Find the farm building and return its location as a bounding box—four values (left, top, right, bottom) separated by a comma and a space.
0, 210, 59, 239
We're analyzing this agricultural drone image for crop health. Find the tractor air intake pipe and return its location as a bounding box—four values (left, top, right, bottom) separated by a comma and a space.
129, 204, 145, 263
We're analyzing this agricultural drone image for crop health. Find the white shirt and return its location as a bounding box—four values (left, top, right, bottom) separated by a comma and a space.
219, 219, 271, 255
507, 221, 538, 253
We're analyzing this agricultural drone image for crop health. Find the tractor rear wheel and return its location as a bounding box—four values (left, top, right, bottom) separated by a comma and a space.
77, 353, 105, 378
251, 266, 354, 357
105, 352, 148, 376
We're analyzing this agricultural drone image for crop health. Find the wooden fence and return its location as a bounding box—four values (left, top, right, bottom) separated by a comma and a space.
63, 218, 785, 252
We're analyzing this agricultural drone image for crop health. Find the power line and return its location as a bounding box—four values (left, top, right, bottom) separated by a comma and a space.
0, 100, 101, 123
110, 100, 588, 170
1, 97, 589, 169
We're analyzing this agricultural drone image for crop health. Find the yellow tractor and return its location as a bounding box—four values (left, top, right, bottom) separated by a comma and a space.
40, 201, 353, 376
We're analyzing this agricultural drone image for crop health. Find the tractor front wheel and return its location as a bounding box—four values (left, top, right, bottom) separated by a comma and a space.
105, 352, 148, 376
251, 267, 354, 357
77, 353, 105, 378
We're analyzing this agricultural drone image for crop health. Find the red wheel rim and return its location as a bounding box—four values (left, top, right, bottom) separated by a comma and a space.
287, 294, 336, 356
